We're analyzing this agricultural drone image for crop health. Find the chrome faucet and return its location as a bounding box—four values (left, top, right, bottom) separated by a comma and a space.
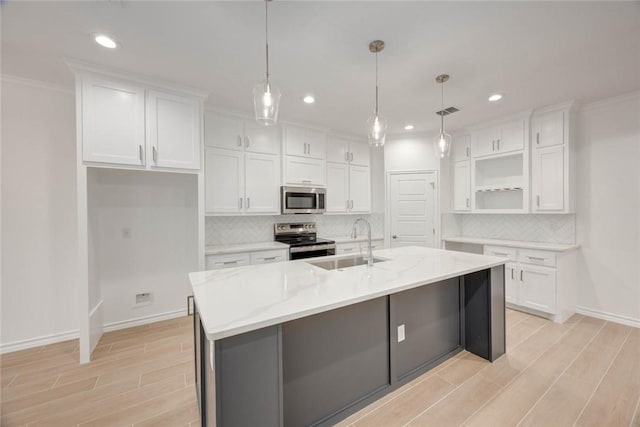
351, 218, 373, 267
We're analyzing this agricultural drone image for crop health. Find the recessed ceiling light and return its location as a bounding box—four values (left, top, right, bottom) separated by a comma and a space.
94, 34, 117, 49
488, 93, 503, 102
404, 124, 414, 130
303, 95, 315, 104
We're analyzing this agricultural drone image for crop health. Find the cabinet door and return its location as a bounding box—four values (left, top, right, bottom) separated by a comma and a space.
284, 126, 308, 157
519, 265, 556, 314
453, 161, 471, 211
326, 136, 349, 164
306, 129, 326, 160
244, 122, 280, 155
533, 110, 564, 148
147, 91, 201, 170
284, 156, 325, 186
498, 119, 525, 153
349, 142, 371, 167
81, 77, 146, 165
245, 153, 280, 214
532, 145, 564, 211
325, 162, 349, 213
505, 262, 518, 304
349, 165, 371, 213
204, 113, 244, 150
452, 134, 471, 162
206, 253, 251, 270
205, 147, 244, 214
472, 126, 498, 158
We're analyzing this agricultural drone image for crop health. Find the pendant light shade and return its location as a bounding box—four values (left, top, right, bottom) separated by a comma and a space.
367, 40, 387, 147
254, 0, 280, 126
435, 74, 451, 158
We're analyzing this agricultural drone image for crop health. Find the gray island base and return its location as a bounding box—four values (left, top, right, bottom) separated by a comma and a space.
191, 248, 505, 427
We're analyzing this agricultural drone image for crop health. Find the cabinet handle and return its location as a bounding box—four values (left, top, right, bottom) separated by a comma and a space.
302, 180, 312, 184
527, 256, 546, 261
494, 252, 509, 257
187, 295, 194, 316
350, 200, 354, 209
308, 144, 311, 155
237, 135, 242, 147
536, 132, 540, 144
245, 136, 250, 148
262, 256, 277, 261
343, 247, 354, 252
492, 140, 496, 151
246, 198, 250, 209
497, 139, 501, 150
139, 145, 143, 162
520, 270, 524, 281
536, 195, 540, 207
466, 198, 470, 208
392, 235, 397, 239
346, 200, 350, 210
466, 147, 470, 158
152, 146, 158, 163
511, 268, 515, 280
350, 152, 354, 162
239, 198, 243, 209
223, 261, 238, 265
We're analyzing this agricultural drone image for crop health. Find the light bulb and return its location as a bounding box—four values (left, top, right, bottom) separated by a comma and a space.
253, 80, 281, 126
367, 114, 387, 147
435, 131, 452, 159
262, 91, 273, 107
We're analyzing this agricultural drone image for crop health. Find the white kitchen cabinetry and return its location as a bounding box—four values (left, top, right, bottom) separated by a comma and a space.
336, 239, 384, 255
531, 102, 575, 213
283, 125, 326, 186
284, 126, 326, 160
325, 136, 371, 214
453, 161, 471, 211
244, 153, 280, 213
349, 166, 371, 213
284, 156, 325, 186
519, 264, 557, 314
206, 248, 288, 270
327, 136, 371, 167
80, 75, 202, 171
326, 163, 349, 212
452, 134, 471, 162
204, 112, 280, 155
472, 119, 526, 158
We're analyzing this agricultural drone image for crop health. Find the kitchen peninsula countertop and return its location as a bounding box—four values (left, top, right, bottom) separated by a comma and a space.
190, 246, 506, 341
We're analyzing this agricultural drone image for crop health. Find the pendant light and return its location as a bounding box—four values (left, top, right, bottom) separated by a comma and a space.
253, 0, 281, 126
367, 40, 387, 147
435, 74, 452, 158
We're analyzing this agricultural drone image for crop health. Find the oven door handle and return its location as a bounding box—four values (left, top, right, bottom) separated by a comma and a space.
290, 244, 336, 254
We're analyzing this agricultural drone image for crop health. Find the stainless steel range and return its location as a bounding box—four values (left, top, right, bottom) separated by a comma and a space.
274, 222, 336, 260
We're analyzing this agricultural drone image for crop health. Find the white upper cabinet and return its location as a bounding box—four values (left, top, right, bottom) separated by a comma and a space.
244, 122, 280, 155
349, 141, 370, 167
349, 165, 371, 213
146, 90, 201, 170
205, 147, 244, 214
326, 136, 371, 167
244, 153, 280, 213
453, 161, 471, 211
284, 156, 325, 186
532, 110, 564, 148
284, 126, 326, 160
532, 144, 565, 211
204, 114, 244, 150
79, 73, 203, 171
452, 134, 471, 162
472, 118, 526, 158
81, 77, 146, 166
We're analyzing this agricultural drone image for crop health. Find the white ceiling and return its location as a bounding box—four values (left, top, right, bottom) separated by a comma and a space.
2, 1, 639, 136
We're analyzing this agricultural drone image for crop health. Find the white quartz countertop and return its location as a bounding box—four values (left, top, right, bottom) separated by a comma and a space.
205, 241, 289, 256
190, 246, 506, 341
323, 235, 385, 244
443, 236, 579, 252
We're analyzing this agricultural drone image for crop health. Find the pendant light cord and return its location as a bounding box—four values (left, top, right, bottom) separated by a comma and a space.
440, 80, 444, 132
375, 52, 379, 116
265, 0, 270, 83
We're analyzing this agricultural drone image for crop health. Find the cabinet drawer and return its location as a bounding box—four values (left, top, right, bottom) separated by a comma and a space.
518, 249, 556, 267
484, 246, 517, 261
336, 242, 363, 254
251, 250, 288, 265
206, 253, 251, 270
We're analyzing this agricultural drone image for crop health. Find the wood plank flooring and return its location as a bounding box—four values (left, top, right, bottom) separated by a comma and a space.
1, 309, 638, 427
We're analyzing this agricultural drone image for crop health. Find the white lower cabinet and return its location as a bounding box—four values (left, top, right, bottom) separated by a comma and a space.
336, 239, 384, 255
206, 249, 288, 270
532, 145, 564, 211
504, 261, 518, 304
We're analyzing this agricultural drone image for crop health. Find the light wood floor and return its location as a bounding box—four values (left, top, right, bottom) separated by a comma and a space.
1, 309, 639, 427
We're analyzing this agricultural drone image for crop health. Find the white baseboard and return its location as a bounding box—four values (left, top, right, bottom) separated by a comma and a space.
576, 306, 640, 328
0, 329, 79, 355
103, 308, 188, 333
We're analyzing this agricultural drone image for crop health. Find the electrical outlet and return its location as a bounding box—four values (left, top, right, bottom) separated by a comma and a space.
133, 292, 152, 308
398, 324, 406, 342
122, 228, 132, 239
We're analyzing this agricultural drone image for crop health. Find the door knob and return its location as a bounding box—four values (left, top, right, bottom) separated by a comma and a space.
392, 235, 397, 239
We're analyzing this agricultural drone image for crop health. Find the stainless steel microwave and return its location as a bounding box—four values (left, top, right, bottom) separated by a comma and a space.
281, 186, 326, 214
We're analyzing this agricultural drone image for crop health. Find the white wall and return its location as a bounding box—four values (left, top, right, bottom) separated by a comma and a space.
576, 91, 640, 325
1, 78, 79, 350
384, 135, 440, 173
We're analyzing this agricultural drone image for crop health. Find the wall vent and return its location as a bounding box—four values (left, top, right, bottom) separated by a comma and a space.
436, 106, 460, 116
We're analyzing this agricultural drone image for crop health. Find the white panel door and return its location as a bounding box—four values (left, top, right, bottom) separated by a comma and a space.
326, 136, 349, 164
389, 172, 437, 248
81, 77, 146, 165
204, 112, 244, 150
505, 262, 518, 304
306, 129, 326, 160
245, 153, 280, 214
498, 119, 525, 153
453, 161, 471, 211
452, 134, 471, 162
472, 126, 498, 158
349, 142, 371, 167
349, 165, 371, 213
205, 147, 244, 214
532, 145, 564, 211
284, 156, 325, 186
325, 162, 349, 213
244, 122, 280, 155
147, 91, 201, 170
519, 265, 557, 314
533, 110, 564, 148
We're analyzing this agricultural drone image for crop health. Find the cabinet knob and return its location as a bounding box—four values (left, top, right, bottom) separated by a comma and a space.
392, 235, 397, 239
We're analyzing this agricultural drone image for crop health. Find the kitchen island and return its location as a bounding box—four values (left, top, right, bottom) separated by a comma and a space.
189, 246, 507, 427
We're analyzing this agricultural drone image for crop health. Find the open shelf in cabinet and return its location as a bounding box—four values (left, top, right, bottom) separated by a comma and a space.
473, 151, 527, 212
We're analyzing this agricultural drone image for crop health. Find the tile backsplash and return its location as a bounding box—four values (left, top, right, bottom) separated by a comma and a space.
206, 213, 384, 246
448, 214, 576, 244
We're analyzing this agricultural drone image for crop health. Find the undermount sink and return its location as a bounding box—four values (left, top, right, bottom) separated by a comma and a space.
307, 255, 388, 271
